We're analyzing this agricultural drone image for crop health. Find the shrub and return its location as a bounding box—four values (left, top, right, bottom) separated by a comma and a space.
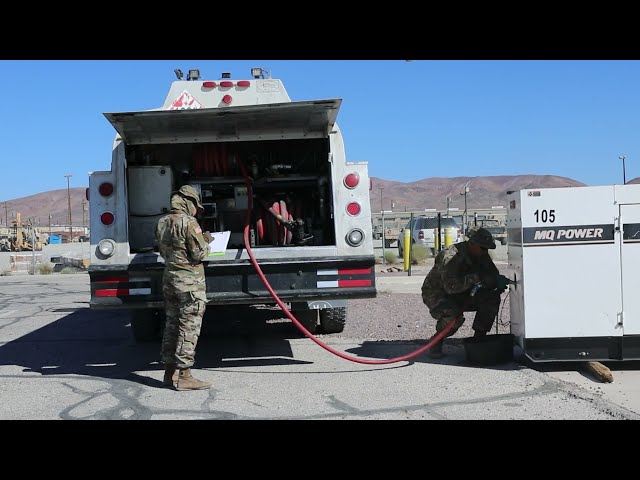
411, 244, 430, 264
384, 250, 397, 264
60, 267, 77, 274
38, 262, 55, 275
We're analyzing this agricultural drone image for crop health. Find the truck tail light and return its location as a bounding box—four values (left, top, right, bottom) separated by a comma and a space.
99, 182, 114, 197
101, 212, 115, 225
346, 202, 361, 216
344, 173, 360, 189
98, 239, 116, 257
419, 231, 424, 240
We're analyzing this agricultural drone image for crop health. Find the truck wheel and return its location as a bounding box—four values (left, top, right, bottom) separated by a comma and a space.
292, 310, 318, 334
319, 307, 346, 334
130, 309, 162, 342
501, 239, 507, 245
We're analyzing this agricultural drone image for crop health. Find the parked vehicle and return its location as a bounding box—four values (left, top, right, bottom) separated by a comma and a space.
397, 216, 461, 257
87, 66, 376, 341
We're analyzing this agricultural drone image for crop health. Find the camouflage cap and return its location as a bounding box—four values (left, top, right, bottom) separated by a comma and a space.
468, 227, 496, 249
174, 185, 203, 211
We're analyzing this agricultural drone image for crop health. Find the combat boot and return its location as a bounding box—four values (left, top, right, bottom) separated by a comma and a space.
175, 368, 211, 391
163, 365, 178, 387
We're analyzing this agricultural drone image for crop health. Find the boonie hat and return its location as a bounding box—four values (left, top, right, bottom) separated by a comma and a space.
174, 185, 203, 211
468, 227, 496, 249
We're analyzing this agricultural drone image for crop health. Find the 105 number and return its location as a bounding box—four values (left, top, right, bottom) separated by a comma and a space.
534, 209, 555, 223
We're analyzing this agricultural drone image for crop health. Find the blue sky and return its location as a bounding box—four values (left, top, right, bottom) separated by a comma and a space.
1, 59, 639, 200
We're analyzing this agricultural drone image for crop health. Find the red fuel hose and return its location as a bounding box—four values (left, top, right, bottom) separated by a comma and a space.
237, 161, 452, 365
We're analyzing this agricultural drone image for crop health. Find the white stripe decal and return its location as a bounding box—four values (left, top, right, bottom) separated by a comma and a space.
317, 280, 339, 288
317, 269, 339, 276
129, 288, 152, 295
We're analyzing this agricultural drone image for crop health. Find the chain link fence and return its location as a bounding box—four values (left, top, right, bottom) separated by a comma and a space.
0, 242, 90, 275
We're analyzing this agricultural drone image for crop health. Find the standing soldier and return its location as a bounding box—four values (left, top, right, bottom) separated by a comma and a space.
156, 185, 213, 390
421, 227, 511, 359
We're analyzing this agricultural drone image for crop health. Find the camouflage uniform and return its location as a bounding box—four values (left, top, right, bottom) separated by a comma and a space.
156, 187, 209, 369
421, 240, 501, 338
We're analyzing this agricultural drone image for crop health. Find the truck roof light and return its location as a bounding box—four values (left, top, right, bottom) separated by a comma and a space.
101, 212, 115, 225
222, 95, 232, 105
346, 202, 361, 216
203, 81, 217, 88
221, 72, 231, 79
99, 182, 114, 197
187, 69, 201, 81
237, 80, 250, 87
220, 81, 234, 88
251, 67, 263, 78
344, 173, 360, 189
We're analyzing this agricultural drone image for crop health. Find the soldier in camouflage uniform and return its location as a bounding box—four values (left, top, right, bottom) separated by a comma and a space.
421, 227, 511, 359
156, 185, 213, 390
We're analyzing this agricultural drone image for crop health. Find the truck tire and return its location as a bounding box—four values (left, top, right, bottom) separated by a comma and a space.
292, 310, 318, 334
130, 309, 162, 342
319, 307, 346, 334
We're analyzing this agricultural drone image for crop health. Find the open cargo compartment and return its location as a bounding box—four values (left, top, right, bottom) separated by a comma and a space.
125, 137, 335, 253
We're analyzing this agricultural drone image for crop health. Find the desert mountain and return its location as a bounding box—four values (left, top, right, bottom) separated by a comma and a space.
0, 174, 612, 228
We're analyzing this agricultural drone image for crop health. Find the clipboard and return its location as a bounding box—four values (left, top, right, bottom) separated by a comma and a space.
207, 231, 231, 256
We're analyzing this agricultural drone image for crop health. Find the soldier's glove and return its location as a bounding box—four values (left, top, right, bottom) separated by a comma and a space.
203, 231, 213, 243
495, 274, 511, 292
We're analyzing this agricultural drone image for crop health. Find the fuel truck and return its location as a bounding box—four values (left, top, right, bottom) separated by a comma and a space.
88, 67, 377, 342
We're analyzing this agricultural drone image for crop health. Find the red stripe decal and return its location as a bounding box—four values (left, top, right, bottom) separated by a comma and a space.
95, 289, 129, 297
338, 268, 371, 275
338, 279, 372, 288
100, 277, 129, 284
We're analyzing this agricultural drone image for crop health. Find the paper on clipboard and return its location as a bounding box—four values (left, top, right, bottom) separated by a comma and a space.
207, 231, 231, 256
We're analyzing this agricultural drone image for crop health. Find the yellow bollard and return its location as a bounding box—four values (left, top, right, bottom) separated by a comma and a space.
444, 227, 454, 247
403, 228, 411, 271
433, 228, 439, 251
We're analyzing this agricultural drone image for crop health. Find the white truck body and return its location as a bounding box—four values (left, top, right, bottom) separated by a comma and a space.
88, 68, 376, 340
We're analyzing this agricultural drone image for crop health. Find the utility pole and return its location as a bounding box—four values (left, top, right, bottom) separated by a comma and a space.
2, 202, 8, 226
619, 155, 627, 185
82, 199, 86, 232
460, 180, 470, 237
65, 174, 72, 243
48, 214, 52, 237
446, 196, 451, 218
378, 186, 384, 214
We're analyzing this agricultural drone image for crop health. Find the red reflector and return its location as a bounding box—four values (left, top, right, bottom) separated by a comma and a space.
99, 277, 128, 284
237, 80, 250, 87
220, 81, 234, 87
99, 182, 114, 197
95, 288, 129, 297
346, 202, 361, 216
222, 94, 232, 104
101, 212, 115, 225
203, 81, 216, 88
344, 173, 360, 189
338, 279, 372, 288
338, 268, 371, 275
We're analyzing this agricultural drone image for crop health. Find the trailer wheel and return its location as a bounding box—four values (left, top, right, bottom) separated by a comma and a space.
319, 307, 346, 334
130, 309, 162, 342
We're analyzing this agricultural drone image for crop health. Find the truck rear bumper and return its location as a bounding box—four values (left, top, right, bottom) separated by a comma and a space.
89, 255, 376, 309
